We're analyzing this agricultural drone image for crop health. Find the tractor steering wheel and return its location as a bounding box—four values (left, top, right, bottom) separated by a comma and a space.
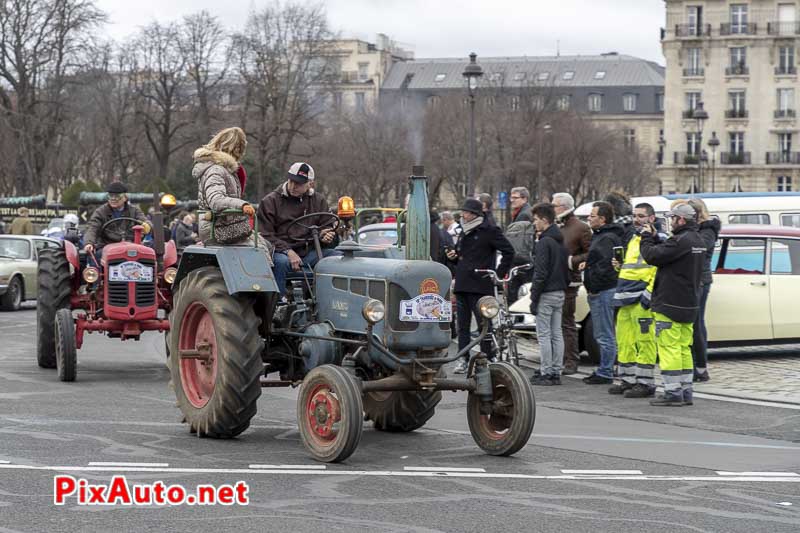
286, 212, 341, 260
101, 217, 146, 242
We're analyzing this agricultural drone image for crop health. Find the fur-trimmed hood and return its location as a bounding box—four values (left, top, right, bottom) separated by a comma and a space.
192, 147, 239, 173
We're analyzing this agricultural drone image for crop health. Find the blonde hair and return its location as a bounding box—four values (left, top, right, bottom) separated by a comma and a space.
205, 127, 247, 161
670, 199, 689, 209
687, 198, 710, 223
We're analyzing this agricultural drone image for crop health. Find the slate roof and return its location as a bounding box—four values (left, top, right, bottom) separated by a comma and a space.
382, 53, 665, 91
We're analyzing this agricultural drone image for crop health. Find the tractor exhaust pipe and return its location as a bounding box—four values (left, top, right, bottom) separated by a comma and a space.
405, 165, 430, 260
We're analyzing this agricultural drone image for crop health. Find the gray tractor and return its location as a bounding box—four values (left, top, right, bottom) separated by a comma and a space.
167, 167, 535, 462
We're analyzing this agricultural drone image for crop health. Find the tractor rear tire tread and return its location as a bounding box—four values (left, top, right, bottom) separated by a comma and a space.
36, 247, 72, 369
169, 267, 263, 439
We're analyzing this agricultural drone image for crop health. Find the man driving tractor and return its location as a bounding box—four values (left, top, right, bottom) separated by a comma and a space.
257, 162, 341, 294
83, 182, 150, 261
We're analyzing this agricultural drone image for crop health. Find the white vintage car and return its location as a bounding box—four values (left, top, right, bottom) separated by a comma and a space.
510, 224, 800, 361
0, 235, 62, 311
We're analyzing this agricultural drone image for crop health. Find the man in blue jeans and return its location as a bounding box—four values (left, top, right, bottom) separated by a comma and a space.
580, 201, 624, 384
257, 162, 342, 295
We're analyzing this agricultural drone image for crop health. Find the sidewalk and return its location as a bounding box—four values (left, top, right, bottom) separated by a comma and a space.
515, 334, 800, 406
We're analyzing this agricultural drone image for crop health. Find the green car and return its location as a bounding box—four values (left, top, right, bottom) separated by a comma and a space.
0, 235, 61, 311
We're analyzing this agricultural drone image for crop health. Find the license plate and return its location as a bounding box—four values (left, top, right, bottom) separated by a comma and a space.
399, 293, 452, 322
109, 261, 153, 283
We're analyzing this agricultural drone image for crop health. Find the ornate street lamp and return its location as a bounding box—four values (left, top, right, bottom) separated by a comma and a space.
707, 131, 720, 193
537, 123, 552, 201
462, 52, 483, 198
693, 101, 709, 191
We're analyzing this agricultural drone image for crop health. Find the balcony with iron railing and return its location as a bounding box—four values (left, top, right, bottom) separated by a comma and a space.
775, 65, 798, 75
682, 109, 697, 119
775, 109, 797, 119
675, 23, 712, 37
339, 71, 372, 84
725, 108, 748, 119
766, 151, 800, 164
683, 67, 705, 77
720, 22, 758, 36
767, 21, 800, 35
674, 152, 700, 165
726, 64, 749, 76
720, 152, 751, 165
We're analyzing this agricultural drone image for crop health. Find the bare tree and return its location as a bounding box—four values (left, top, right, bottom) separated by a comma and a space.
179, 10, 229, 140
131, 21, 193, 181
0, 0, 105, 195
232, 2, 337, 201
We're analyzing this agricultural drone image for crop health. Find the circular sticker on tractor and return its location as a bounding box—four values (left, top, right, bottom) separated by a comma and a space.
420, 278, 439, 294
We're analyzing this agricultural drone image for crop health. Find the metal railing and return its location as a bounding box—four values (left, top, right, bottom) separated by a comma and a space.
674, 152, 700, 165
775, 65, 797, 75
720, 22, 758, 35
767, 21, 800, 35
720, 152, 751, 165
725, 109, 748, 119
675, 23, 711, 37
775, 109, 797, 119
683, 67, 705, 77
766, 152, 800, 164
726, 64, 749, 76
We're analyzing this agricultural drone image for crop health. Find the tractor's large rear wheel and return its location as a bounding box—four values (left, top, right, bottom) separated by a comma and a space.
37, 248, 72, 369
467, 362, 535, 456
297, 365, 363, 463
169, 267, 263, 438
363, 368, 444, 432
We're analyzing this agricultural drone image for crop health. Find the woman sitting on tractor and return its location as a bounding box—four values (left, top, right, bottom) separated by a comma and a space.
193, 127, 273, 259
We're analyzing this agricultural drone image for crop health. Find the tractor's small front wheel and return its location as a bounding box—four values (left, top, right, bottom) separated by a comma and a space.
297, 365, 363, 463
467, 362, 535, 456
55, 308, 77, 382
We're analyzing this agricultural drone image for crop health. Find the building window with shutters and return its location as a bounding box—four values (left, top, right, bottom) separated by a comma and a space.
588, 93, 603, 112
358, 63, 369, 82
777, 176, 793, 192
557, 94, 571, 111
623, 93, 638, 112
623, 129, 636, 149
510, 96, 520, 111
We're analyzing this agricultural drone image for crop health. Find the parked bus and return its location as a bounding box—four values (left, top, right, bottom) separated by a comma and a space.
575, 192, 800, 228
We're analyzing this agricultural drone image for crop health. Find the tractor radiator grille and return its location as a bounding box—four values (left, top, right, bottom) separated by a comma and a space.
135, 260, 156, 307
106, 259, 156, 308
107, 259, 129, 307
387, 283, 417, 332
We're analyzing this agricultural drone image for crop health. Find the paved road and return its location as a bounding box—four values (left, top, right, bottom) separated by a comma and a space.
1, 308, 799, 532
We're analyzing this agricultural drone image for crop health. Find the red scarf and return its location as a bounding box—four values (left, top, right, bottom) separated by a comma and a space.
236, 165, 247, 194
512, 206, 522, 221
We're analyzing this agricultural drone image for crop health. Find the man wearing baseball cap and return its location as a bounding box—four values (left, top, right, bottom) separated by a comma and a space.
257, 162, 341, 294
639, 201, 705, 407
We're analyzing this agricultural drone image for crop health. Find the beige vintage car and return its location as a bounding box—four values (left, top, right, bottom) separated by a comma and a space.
0, 235, 61, 311
510, 224, 800, 361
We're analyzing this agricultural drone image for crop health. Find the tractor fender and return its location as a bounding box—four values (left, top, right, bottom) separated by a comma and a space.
174, 245, 279, 295
163, 240, 178, 268
63, 240, 80, 271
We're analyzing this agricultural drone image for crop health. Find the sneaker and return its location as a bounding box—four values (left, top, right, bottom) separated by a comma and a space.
683, 389, 694, 406
530, 375, 559, 386
608, 382, 634, 395
623, 383, 656, 398
693, 371, 710, 383
583, 373, 613, 385
650, 393, 685, 407
453, 359, 468, 374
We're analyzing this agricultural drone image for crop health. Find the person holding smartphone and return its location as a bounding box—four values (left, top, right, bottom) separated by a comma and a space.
608, 202, 660, 399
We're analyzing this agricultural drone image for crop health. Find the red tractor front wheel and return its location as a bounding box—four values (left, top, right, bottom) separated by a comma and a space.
168, 267, 263, 438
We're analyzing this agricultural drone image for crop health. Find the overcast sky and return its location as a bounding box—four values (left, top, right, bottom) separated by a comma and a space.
95, 0, 665, 65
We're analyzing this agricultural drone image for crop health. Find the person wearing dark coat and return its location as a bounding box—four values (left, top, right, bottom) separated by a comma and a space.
175, 213, 199, 250
446, 198, 515, 374
509, 187, 533, 223
581, 201, 625, 385
477, 193, 497, 227
528, 203, 569, 386
83, 182, 150, 263
687, 198, 721, 383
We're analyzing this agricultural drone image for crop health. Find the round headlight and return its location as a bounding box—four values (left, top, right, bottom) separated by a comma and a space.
163, 267, 178, 284
478, 296, 500, 319
82, 267, 99, 284
362, 299, 385, 324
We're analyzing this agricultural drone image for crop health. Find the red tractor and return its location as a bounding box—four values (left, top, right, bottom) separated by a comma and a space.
36, 219, 178, 381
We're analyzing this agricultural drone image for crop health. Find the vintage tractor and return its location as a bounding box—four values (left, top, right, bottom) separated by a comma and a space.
168, 167, 535, 463
36, 197, 178, 382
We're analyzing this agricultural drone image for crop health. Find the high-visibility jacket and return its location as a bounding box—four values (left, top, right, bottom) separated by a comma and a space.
613, 234, 657, 308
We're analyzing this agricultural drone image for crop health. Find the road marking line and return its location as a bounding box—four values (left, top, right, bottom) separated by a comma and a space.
561, 469, 643, 475
88, 462, 169, 467
248, 464, 326, 470
404, 467, 486, 473
1, 464, 798, 483
533, 434, 800, 450
716, 471, 799, 477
